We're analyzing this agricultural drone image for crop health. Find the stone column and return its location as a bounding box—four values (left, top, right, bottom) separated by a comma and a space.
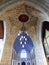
34, 19, 47, 65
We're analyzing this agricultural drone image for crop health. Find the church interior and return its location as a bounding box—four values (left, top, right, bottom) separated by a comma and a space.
0, 0, 49, 65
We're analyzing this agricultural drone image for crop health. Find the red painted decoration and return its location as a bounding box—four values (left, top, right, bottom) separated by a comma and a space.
0, 20, 4, 39
18, 14, 29, 22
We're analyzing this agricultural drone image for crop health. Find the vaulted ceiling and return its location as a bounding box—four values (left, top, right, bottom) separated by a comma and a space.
0, 0, 49, 54
0, 0, 49, 14
0, 1, 41, 35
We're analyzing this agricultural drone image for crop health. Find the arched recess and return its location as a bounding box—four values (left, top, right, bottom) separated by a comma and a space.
42, 21, 49, 61
0, 20, 6, 62
12, 32, 35, 65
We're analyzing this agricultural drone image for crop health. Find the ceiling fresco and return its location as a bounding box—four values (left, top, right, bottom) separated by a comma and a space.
0, 2, 40, 35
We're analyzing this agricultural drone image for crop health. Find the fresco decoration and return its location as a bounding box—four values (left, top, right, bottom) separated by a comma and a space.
18, 14, 29, 22
0, 20, 4, 39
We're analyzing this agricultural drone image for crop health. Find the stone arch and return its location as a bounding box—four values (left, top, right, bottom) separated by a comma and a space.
0, 1, 49, 65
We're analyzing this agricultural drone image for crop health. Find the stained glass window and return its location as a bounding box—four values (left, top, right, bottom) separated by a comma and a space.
20, 49, 27, 58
